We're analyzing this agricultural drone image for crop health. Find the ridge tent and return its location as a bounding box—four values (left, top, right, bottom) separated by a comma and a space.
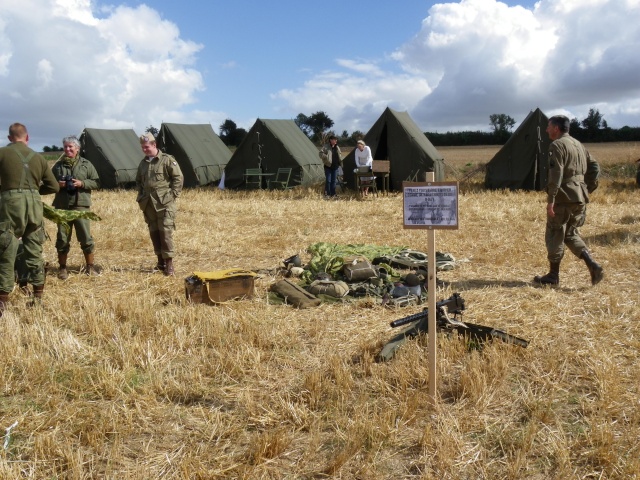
79, 128, 141, 189
485, 108, 550, 191
223, 119, 325, 189
157, 123, 231, 188
342, 107, 445, 191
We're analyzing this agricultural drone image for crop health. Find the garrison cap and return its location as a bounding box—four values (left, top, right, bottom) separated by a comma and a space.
140, 132, 155, 143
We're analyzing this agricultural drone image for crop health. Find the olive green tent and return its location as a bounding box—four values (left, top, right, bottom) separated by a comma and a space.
223, 119, 325, 189
156, 123, 231, 188
342, 107, 445, 191
485, 108, 550, 191
79, 128, 141, 189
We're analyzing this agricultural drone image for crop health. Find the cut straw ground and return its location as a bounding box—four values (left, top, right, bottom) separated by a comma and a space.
0, 150, 639, 478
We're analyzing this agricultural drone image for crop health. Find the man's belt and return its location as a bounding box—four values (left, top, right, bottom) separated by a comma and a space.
562, 174, 584, 184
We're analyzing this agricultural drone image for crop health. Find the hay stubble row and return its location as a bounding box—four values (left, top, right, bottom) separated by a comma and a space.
0, 143, 638, 478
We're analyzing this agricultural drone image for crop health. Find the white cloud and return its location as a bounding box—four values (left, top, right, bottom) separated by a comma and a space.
0, 0, 218, 149
274, 0, 640, 133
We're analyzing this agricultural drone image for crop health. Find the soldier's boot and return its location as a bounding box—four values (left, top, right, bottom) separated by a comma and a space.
57, 253, 69, 280
18, 281, 31, 296
150, 231, 165, 272
534, 261, 560, 285
83, 252, 97, 276
29, 284, 44, 308
0, 291, 9, 317
155, 255, 166, 272
164, 258, 175, 276
581, 250, 604, 286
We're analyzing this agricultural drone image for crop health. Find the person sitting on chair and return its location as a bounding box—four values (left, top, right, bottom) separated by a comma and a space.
354, 140, 374, 196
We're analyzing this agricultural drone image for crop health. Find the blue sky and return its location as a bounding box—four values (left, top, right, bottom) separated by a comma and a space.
1, 0, 638, 150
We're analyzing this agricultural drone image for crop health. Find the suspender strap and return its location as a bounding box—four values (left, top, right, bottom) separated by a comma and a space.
14, 148, 36, 190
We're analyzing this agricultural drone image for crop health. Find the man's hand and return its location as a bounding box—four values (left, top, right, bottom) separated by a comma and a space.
547, 202, 555, 217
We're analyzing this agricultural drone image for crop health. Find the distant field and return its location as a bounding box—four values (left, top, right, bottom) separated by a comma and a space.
440, 142, 640, 181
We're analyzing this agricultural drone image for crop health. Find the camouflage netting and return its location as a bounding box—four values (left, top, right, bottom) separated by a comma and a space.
301, 242, 457, 283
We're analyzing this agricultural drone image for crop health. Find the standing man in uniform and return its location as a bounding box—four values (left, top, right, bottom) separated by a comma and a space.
51, 135, 101, 279
0, 123, 60, 315
534, 115, 603, 286
136, 132, 183, 276
320, 135, 342, 199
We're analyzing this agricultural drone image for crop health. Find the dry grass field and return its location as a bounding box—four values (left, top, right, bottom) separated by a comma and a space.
1, 143, 639, 479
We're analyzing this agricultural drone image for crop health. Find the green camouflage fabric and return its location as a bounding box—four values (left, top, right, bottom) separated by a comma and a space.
302, 242, 406, 283
43, 204, 101, 235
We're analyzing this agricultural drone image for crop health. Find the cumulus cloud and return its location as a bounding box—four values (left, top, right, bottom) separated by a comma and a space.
1, 0, 638, 150
0, 0, 224, 149
274, 0, 640, 133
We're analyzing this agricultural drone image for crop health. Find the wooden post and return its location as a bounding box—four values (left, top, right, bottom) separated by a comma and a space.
426, 171, 437, 404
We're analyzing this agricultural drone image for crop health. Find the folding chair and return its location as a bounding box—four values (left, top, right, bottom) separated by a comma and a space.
355, 167, 377, 197
268, 168, 293, 190
244, 168, 262, 189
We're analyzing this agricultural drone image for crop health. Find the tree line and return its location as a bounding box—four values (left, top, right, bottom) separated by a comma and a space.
215, 108, 640, 149
41, 108, 640, 152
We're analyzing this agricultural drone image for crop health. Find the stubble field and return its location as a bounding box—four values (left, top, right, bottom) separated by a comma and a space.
0, 142, 639, 479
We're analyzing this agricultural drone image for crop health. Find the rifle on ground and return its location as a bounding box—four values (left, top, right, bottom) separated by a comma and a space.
376, 293, 529, 362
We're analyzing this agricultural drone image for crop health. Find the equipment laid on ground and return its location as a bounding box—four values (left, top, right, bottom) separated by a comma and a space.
377, 293, 529, 362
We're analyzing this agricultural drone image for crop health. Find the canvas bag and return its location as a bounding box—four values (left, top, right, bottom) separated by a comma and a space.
342, 259, 378, 282
270, 278, 321, 309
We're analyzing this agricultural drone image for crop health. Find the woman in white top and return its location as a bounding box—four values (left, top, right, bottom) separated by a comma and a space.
354, 140, 374, 195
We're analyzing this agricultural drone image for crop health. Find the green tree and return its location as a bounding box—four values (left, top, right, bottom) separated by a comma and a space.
295, 111, 334, 143
489, 114, 516, 134
294, 113, 311, 137
145, 125, 159, 137
349, 130, 365, 145
219, 119, 247, 147
581, 108, 605, 140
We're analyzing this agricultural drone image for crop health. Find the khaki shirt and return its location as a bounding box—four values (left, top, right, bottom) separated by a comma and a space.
135, 152, 184, 212
546, 133, 599, 204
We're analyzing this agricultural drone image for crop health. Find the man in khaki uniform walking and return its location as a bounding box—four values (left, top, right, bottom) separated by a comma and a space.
534, 115, 603, 286
136, 132, 183, 276
0, 123, 59, 315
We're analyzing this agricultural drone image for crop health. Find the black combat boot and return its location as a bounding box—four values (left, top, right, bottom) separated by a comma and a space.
534, 261, 560, 285
581, 250, 604, 286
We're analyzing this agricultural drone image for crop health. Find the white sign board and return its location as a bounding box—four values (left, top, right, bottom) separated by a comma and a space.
403, 181, 459, 230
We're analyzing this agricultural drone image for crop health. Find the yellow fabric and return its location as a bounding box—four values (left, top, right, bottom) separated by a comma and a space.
192, 269, 256, 281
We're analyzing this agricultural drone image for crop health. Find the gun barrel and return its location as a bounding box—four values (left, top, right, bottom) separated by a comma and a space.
389, 310, 427, 328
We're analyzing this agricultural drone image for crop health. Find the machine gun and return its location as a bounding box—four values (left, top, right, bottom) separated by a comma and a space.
377, 293, 529, 362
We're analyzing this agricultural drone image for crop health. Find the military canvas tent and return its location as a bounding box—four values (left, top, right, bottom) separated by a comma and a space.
223, 119, 325, 189
79, 128, 141, 189
342, 107, 445, 191
485, 108, 550, 191
157, 123, 231, 188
